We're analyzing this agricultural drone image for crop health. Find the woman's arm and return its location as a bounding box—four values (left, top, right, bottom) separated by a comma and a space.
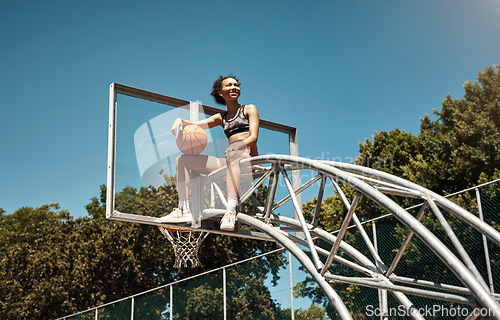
171, 113, 223, 135
241, 104, 259, 146
226, 105, 259, 155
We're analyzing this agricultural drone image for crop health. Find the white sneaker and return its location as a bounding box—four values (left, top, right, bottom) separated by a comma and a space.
159, 208, 193, 224
220, 210, 237, 231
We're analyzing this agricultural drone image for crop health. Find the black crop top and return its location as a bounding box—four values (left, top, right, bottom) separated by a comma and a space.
222, 105, 250, 138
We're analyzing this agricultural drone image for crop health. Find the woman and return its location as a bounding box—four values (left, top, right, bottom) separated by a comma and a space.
160, 75, 259, 231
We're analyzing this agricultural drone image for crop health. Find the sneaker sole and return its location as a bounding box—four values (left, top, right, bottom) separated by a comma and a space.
220, 223, 235, 231
158, 216, 193, 224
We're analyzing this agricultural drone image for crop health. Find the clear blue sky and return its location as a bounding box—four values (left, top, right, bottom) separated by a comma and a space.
1, 0, 500, 217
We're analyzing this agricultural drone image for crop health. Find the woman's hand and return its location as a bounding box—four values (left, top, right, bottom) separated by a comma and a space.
225, 141, 247, 158
171, 118, 184, 136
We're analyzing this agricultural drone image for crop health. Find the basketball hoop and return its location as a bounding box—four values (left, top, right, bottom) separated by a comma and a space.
158, 226, 209, 268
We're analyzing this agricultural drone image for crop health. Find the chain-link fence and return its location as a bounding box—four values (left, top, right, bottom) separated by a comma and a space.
58, 179, 500, 320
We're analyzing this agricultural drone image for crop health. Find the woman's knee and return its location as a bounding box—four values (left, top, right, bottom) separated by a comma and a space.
177, 154, 192, 167
225, 155, 240, 168
226, 149, 247, 164
176, 154, 184, 169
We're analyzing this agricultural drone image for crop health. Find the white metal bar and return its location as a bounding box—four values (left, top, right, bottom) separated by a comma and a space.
279, 166, 323, 270
238, 166, 274, 204
223, 267, 227, 320
441, 178, 500, 198
264, 166, 279, 223
289, 252, 295, 320
189, 100, 200, 122
476, 187, 494, 293
189, 101, 202, 228
130, 296, 134, 320
210, 183, 215, 209
289, 129, 303, 239
372, 221, 378, 255
212, 182, 228, 208
348, 171, 423, 196
389, 274, 472, 294
325, 274, 477, 306
427, 198, 489, 290
321, 193, 362, 275
170, 285, 173, 320
374, 186, 423, 198
385, 202, 428, 276
352, 213, 388, 271
373, 221, 388, 320
288, 128, 300, 205
312, 175, 326, 227
331, 178, 388, 272
106, 83, 117, 219
273, 174, 322, 210
284, 230, 377, 276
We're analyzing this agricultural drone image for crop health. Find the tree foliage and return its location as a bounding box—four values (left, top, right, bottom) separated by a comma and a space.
359, 64, 500, 193
296, 64, 500, 317
280, 303, 329, 320
0, 184, 285, 319
2, 64, 498, 320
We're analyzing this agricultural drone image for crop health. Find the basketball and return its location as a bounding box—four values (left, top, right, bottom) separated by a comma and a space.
176, 125, 208, 155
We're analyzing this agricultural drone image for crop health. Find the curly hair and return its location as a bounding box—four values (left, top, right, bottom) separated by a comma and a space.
210, 74, 240, 105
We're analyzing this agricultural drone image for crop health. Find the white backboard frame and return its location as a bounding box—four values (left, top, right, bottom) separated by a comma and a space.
106, 83, 300, 239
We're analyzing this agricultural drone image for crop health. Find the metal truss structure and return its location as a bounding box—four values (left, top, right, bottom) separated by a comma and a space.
106, 85, 500, 319
198, 155, 500, 320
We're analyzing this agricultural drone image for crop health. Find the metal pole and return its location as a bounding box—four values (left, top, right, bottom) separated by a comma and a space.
170, 285, 173, 320
237, 213, 353, 319
264, 166, 279, 223
95, 308, 98, 320
279, 166, 323, 270
386, 202, 428, 276
106, 83, 117, 219
130, 296, 134, 320
312, 175, 326, 227
331, 178, 387, 271
373, 221, 388, 320
289, 251, 295, 320
321, 193, 362, 275
476, 187, 494, 293
289, 128, 302, 239
190, 101, 202, 227
427, 198, 489, 290
223, 267, 227, 320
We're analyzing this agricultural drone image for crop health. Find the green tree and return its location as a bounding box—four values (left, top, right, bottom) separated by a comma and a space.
0, 184, 286, 319
359, 64, 500, 193
280, 303, 330, 320
295, 63, 500, 318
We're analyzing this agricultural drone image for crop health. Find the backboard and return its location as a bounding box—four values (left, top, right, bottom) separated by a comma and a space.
106, 83, 299, 240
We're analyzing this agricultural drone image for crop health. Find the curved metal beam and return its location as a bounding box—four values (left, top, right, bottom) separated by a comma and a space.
233, 155, 500, 315
200, 155, 500, 317
325, 161, 500, 247
237, 213, 353, 320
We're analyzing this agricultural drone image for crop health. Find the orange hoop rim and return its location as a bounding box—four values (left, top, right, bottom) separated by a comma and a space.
159, 225, 203, 233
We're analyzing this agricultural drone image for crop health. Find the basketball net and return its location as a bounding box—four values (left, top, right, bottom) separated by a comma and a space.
158, 226, 209, 268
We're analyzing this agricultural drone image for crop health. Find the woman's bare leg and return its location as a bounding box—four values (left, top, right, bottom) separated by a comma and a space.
176, 154, 225, 200
221, 151, 251, 231
225, 152, 251, 199
161, 154, 225, 222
